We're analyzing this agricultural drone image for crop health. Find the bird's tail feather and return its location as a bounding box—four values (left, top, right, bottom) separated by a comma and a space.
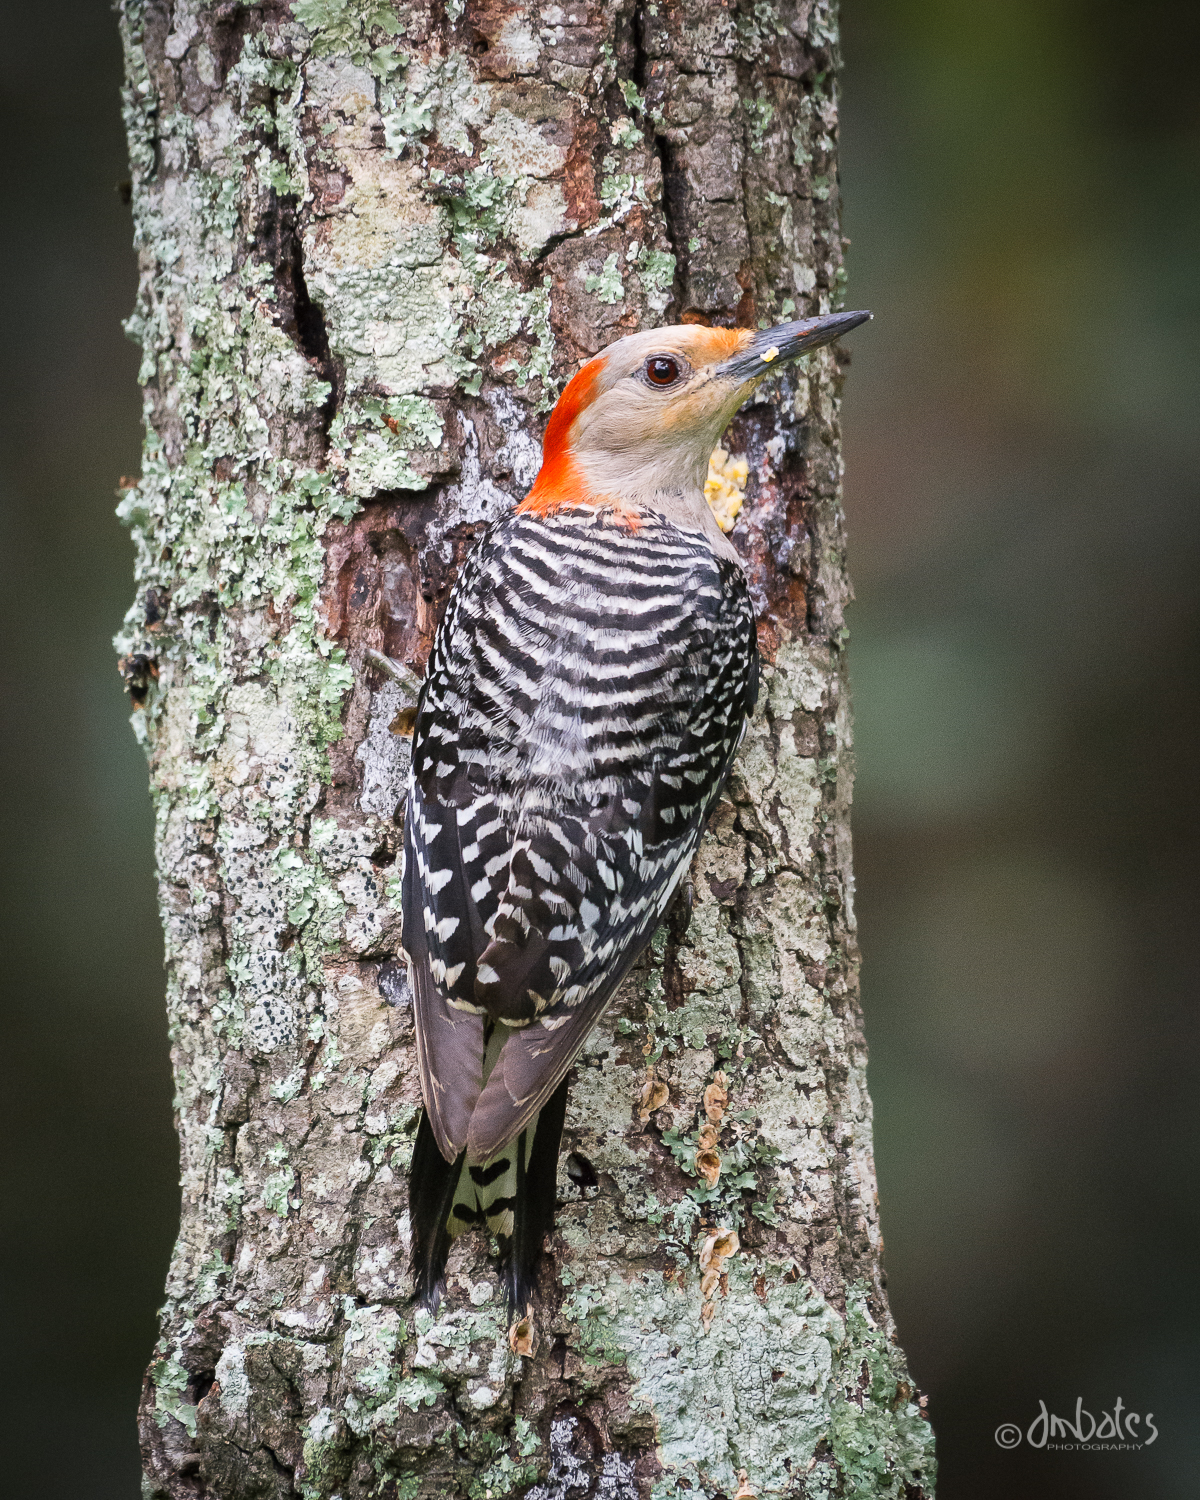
409, 1075, 570, 1313
498, 1075, 569, 1312
409, 1113, 465, 1311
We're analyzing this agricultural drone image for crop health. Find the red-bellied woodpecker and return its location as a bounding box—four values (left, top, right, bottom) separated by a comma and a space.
403, 310, 871, 1310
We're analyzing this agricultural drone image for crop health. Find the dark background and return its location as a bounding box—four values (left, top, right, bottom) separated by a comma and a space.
1, 1, 1196, 1494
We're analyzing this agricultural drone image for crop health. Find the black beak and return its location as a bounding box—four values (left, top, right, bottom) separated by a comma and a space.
716, 309, 872, 382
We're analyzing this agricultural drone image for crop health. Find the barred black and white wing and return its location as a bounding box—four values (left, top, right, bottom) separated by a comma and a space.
402, 507, 757, 1159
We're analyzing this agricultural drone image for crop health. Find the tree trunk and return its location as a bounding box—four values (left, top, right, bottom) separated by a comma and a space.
117, 1, 933, 1495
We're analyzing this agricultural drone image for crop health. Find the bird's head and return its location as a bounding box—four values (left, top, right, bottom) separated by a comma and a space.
520, 310, 871, 546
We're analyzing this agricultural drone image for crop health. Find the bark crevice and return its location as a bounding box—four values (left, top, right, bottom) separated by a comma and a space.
256, 189, 341, 450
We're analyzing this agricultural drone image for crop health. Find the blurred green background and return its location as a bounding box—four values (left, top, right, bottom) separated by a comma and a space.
1, 1, 1196, 1494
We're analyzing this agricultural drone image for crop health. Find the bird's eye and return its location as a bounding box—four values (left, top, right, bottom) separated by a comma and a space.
645, 356, 680, 386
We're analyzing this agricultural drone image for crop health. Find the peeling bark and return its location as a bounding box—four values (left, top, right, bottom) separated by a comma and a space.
116, 0, 934, 1495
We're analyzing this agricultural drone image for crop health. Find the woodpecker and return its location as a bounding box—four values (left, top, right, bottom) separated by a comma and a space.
402, 309, 871, 1310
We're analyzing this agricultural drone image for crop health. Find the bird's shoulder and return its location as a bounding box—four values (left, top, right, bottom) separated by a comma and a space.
486, 502, 724, 567
442, 504, 743, 633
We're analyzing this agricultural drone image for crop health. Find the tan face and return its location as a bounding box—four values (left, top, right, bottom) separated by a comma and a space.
568, 326, 761, 500
567, 314, 871, 502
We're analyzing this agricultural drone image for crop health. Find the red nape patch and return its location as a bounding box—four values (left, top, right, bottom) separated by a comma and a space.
517, 356, 605, 517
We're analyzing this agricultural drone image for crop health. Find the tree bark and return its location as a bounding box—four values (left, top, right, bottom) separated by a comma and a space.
117, 1, 934, 1495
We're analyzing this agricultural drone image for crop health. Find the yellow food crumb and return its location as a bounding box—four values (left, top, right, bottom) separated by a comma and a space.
705, 446, 749, 533
761, 344, 780, 362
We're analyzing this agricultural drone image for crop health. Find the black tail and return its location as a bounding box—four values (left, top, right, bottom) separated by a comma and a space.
499, 1075, 569, 1313
409, 1113, 465, 1311
409, 1075, 570, 1314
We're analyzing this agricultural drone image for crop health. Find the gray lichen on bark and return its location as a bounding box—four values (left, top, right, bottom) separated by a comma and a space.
115, 0, 935, 1495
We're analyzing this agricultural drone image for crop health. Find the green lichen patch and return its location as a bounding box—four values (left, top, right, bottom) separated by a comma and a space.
745, 91, 776, 154
825, 1290, 937, 1497
557, 1263, 933, 1499
464, 1416, 542, 1499
150, 1347, 199, 1438
562, 1260, 842, 1496
584, 251, 625, 304
328, 393, 446, 495
293, 0, 402, 64
633, 245, 677, 313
